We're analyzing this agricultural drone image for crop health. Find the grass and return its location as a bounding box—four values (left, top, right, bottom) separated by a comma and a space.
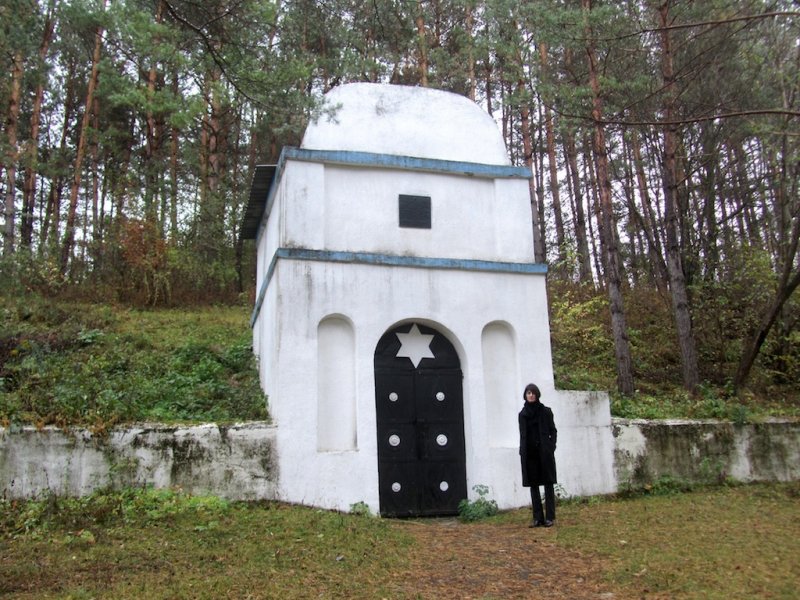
0, 295, 267, 427
551, 482, 800, 599
0, 488, 413, 599
1, 483, 797, 598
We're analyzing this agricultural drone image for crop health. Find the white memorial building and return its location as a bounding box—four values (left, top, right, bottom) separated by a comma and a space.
242, 83, 615, 516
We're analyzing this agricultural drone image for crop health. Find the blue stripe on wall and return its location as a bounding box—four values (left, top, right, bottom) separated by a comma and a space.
283, 147, 532, 179
254, 147, 531, 245
250, 248, 547, 326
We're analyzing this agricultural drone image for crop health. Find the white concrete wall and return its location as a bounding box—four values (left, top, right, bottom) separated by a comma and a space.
264, 258, 557, 512
3, 419, 797, 503
0, 423, 277, 500
302, 83, 511, 165
614, 418, 800, 485
277, 162, 534, 263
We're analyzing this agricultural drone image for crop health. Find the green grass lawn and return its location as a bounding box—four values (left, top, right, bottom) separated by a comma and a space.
551, 482, 800, 599
1, 483, 797, 599
1, 299, 267, 427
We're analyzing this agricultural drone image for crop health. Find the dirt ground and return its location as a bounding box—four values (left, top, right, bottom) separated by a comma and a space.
388, 518, 636, 600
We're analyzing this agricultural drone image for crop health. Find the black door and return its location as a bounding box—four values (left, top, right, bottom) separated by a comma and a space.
374, 323, 467, 517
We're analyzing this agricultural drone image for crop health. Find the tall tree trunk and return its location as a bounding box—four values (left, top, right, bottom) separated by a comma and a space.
731, 142, 761, 246
630, 129, 669, 292
539, 43, 566, 267
699, 123, 720, 280
169, 74, 180, 244
415, 0, 429, 87
565, 130, 593, 284
3, 51, 23, 257
583, 135, 604, 287
562, 46, 591, 283
517, 82, 545, 263
21, 3, 56, 249
198, 66, 227, 262
60, 8, 105, 274
144, 0, 165, 227
583, 0, 634, 395
533, 101, 547, 260
657, 1, 700, 393
465, 2, 476, 101
734, 86, 800, 388
484, 21, 493, 117
112, 115, 135, 230
620, 136, 641, 287
89, 98, 101, 262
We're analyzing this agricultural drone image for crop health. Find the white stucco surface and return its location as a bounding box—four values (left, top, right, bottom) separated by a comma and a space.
0, 423, 277, 500
275, 162, 534, 262
249, 82, 618, 514
259, 259, 560, 511
301, 83, 511, 165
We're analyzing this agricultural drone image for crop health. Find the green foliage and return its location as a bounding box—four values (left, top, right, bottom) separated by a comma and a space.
457, 484, 499, 522
0, 487, 231, 539
549, 281, 799, 419
0, 293, 267, 427
549, 284, 616, 391
618, 474, 695, 499
349, 501, 373, 517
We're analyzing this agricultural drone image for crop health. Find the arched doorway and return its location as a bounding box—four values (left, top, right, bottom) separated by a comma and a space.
374, 322, 467, 517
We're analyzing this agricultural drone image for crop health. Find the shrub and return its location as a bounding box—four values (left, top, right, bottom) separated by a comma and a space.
458, 484, 498, 522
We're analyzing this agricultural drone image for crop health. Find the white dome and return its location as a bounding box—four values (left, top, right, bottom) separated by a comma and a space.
301, 83, 510, 166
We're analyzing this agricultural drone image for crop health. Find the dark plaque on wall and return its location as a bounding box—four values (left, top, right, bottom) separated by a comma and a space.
399, 194, 432, 229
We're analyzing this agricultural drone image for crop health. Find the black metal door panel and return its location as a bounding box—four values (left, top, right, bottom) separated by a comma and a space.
377, 422, 418, 461
375, 371, 415, 422
419, 461, 468, 515
415, 369, 464, 423
375, 323, 466, 517
417, 421, 466, 461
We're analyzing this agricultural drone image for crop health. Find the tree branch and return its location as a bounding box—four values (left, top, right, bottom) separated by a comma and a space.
550, 106, 800, 127
580, 11, 799, 43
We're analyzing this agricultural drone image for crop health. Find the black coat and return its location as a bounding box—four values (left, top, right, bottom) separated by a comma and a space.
519, 401, 557, 486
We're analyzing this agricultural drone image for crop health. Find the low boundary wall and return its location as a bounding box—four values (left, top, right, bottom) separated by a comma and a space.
0, 422, 278, 500
613, 418, 800, 486
2, 418, 798, 501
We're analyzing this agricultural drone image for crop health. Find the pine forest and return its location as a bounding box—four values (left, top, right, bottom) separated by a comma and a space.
1, 0, 798, 408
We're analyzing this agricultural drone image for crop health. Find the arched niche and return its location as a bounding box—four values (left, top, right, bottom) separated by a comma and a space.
481, 321, 519, 447
317, 315, 357, 452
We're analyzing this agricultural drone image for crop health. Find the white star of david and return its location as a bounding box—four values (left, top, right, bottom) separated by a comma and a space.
395, 324, 435, 367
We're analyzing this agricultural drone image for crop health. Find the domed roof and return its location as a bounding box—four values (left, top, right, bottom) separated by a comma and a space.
301, 83, 510, 166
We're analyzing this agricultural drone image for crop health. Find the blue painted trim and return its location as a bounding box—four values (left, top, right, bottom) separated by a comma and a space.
250, 247, 547, 327
282, 147, 531, 179
254, 152, 290, 247
254, 146, 531, 246
278, 248, 547, 273
250, 251, 281, 327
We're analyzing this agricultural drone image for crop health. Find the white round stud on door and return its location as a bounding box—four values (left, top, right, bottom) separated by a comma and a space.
388, 392, 399, 402
391, 482, 402, 493
388, 434, 401, 447
435, 392, 445, 401
439, 481, 449, 492
435, 434, 448, 446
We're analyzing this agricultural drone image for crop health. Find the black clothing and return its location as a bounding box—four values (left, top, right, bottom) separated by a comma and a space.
518, 400, 557, 486
531, 482, 556, 523
519, 398, 558, 524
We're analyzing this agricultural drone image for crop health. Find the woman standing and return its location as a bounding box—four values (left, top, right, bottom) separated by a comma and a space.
519, 383, 557, 527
